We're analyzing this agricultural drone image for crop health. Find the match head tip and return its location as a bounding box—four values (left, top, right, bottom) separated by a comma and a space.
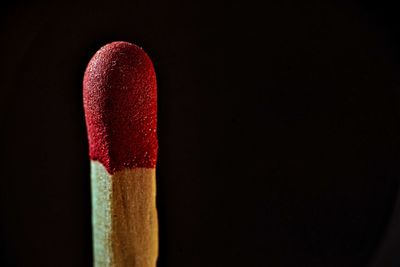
83, 41, 157, 173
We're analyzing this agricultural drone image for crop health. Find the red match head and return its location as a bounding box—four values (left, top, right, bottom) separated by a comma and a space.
83, 41, 157, 173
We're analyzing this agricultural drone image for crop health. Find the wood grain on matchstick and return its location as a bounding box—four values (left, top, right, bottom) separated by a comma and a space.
91, 161, 158, 267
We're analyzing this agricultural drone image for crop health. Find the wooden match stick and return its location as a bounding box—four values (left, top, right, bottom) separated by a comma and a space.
83, 41, 158, 267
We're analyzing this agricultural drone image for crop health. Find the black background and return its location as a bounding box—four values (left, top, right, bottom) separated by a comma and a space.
1, 0, 400, 266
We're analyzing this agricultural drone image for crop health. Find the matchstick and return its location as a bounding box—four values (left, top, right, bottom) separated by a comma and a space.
83, 41, 158, 267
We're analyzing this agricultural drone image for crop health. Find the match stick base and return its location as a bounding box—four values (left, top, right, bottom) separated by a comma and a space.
91, 161, 158, 267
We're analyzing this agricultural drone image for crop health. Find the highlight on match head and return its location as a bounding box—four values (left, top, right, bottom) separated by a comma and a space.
83, 41, 158, 174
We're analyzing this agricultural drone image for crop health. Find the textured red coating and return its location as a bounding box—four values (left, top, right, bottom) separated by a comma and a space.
83, 41, 157, 173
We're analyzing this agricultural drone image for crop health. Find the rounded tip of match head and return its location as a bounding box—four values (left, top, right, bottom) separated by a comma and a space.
83, 41, 157, 173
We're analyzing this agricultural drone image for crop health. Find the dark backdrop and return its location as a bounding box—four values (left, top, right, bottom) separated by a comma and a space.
1, 0, 400, 266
